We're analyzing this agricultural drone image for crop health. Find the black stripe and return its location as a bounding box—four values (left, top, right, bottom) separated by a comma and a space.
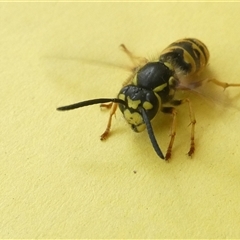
169, 40, 200, 71
185, 38, 208, 62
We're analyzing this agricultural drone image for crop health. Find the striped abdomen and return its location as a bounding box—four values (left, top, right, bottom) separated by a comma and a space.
159, 38, 209, 76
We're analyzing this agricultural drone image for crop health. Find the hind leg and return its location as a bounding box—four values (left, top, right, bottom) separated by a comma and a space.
120, 44, 148, 68
169, 98, 196, 159
120, 44, 149, 87
207, 78, 240, 90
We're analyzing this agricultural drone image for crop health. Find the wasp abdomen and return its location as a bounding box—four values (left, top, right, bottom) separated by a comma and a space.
160, 38, 210, 76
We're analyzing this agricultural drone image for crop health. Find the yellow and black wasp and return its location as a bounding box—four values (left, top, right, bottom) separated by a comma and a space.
57, 38, 240, 160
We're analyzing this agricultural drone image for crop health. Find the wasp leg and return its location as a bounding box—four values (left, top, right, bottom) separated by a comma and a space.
100, 102, 113, 109
184, 99, 196, 157
120, 44, 148, 69
171, 98, 196, 158
207, 78, 240, 90
177, 78, 240, 91
161, 107, 177, 161
100, 103, 118, 140
120, 44, 148, 87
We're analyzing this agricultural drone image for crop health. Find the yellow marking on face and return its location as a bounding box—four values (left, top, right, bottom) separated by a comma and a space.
135, 124, 146, 132
153, 83, 167, 92
123, 109, 146, 132
127, 96, 141, 109
123, 109, 142, 125
118, 94, 125, 101
143, 101, 153, 110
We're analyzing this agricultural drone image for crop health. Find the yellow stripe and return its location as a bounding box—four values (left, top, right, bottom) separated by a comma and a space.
153, 83, 167, 92
184, 39, 209, 71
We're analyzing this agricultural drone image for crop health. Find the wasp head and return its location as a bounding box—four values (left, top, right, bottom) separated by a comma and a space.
118, 85, 160, 132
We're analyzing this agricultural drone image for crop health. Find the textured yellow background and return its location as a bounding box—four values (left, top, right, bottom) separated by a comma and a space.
1, 2, 240, 238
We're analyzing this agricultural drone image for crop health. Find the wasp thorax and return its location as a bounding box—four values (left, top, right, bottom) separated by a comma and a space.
118, 85, 160, 132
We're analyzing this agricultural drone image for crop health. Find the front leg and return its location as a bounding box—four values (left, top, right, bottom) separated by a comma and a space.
170, 99, 196, 158
161, 107, 177, 161
100, 103, 118, 140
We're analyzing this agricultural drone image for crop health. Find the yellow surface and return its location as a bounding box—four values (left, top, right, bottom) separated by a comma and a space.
1, 2, 240, 238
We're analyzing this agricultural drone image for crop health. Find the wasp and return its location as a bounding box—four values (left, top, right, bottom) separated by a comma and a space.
57, 38, 240, 160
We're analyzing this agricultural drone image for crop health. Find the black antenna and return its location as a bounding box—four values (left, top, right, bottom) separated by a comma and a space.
57, 98, 127, 111
57, 98, 164, 159
140, 107, 165, 160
